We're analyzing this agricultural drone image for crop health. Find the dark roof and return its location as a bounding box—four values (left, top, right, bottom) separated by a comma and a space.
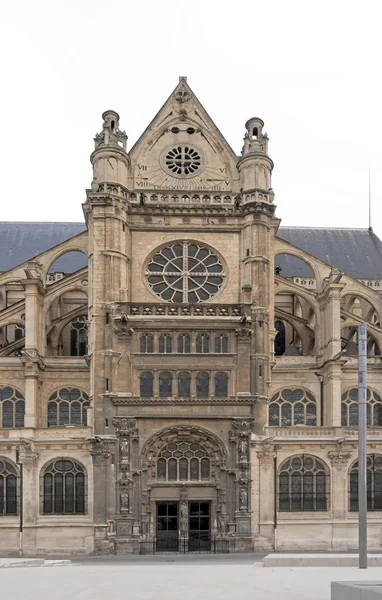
276, 227, 382, 279
0, 222, 381, 280
0, 222, 87, 273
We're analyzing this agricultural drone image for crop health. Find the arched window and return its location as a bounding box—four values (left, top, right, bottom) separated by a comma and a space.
0, 458, 18, 515
178, 372, 191, 397
70, 316, 87, 357
47, 388, 89, 427
140, 372, 153, 397
177, 334, 190, 353
42, 459, 86, 515
14, 324, 25, 341
349, 454, 382, 511
0, 386, 25, 428
140, 334, 153, 353
156, 442, 210, 481
279, 455, 328, 512
214, 334, 228, 353
196, 334, 209, 353
274, 320, 286, 356
215, 372, 228, 397
341, 388, 382, 426
196, 372, 209, 397
269, 388, 317, 426
159, 372, 172, 397
159, 334, 172, 354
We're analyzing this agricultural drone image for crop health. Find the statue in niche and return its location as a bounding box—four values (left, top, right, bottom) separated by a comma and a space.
120, 438, 130, 463
120, 489, 129, 512
180, 500, 188, 535
239, 488, 248, 511
238, 439, 248, 461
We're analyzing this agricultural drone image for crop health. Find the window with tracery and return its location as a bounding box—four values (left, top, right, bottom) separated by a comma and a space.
214, 334, 228, 353
349, 454, 382, 511
178, 372, 191, 397
215, 372, 228, 397
157, 441, 210, 482
42, 460, 86, 515
0, 386, 25, 428
269, 388, 317, 427
47, 388, 89, 427
0, 459, 18, 515
341, 388, 382, 426
177, 334, 190, 353
140, 334, 154, 353
70, 316, 87, 357
146, 241, 225, 304
14, 324, 25, 341
159, 372, 172, 397
159, 334, 172, 354
279, 455, 328, 512
140, 372, 154, 397
196, 334, 209, 353
196, 372, 210, 397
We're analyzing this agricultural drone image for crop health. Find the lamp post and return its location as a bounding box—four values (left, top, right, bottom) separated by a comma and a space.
15, 445, 23, 557
358, 323, 367, 569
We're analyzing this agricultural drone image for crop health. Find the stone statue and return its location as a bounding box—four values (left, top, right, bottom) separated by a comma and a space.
120, 439, 130, 463
239, 488, 248, 511
238, 439, 248, 461
120, 489, 129, 512
180, 500, 188, 535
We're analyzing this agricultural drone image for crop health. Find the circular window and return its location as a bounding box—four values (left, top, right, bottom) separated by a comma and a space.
162, 146, 203, 178
146, 241, 225, 303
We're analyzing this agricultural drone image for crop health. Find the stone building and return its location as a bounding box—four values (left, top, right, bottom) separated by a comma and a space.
1, 77, 382, 555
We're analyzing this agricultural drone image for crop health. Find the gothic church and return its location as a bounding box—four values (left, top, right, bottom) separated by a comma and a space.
1, 77, 382, 554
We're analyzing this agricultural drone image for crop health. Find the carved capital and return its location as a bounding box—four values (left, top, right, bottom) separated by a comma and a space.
256, 450, 275, 469
328, 451, 352, 468
91, 450, 111, 466
113, 417, 138, 438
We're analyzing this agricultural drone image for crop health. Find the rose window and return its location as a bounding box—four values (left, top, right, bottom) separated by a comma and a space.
164, 146, 202, 177
146, 241, 225, 303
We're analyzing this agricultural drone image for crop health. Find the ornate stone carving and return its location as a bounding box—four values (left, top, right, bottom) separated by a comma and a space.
18, 441, 39, 469
120, 489, 129, 512
238, 439, 249, 463
235, 327, 252, 341
90, 439, 111, 466
328, 451, 352, 468
239, 488, 248, 511
175, 87, 190, 103
120, 438, 130, 464
113, 417, 138, 438
229, 419, 254, 443
256, 450, 276, 469
237, 520, 250, 534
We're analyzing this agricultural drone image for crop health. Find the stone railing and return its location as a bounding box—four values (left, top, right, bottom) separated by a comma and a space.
265, 426, 382, 439
125, 304, 242, 318
128, 192, 237, 206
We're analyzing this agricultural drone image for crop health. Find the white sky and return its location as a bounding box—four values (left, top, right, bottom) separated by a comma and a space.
1, 1, 382, 238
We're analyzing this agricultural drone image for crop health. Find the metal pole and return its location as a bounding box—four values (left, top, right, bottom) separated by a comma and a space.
358, 323, 367, 569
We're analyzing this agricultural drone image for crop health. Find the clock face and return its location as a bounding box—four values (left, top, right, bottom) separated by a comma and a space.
161, 145, 204, 178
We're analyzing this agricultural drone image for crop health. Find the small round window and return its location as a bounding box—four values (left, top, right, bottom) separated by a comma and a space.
163, 146, 203, 178
146, 241, 225, 304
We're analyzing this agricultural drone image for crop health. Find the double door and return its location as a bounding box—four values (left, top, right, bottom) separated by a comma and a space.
156, 501, 211, 552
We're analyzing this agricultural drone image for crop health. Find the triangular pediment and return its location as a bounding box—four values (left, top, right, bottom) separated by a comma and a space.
128, 77, 240, 194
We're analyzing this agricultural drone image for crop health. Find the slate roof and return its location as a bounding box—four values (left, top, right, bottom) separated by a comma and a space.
0, 222, 381, 280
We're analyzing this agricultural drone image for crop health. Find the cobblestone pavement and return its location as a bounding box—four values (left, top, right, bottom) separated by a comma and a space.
2, 561, 382, 600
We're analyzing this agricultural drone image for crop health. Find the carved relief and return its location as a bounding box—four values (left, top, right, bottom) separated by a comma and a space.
239, 488, 248, 511
328, 451, 352, 468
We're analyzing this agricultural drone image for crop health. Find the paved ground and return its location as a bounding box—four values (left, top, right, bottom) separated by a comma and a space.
2, 557, 382, 600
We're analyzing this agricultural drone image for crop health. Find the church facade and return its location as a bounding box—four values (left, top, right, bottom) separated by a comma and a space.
1, 77, 382, 555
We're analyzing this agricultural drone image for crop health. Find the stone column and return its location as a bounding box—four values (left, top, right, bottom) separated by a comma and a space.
90, 440, 113, 553
328, 450, 352, 521
18, 441, 39, 553
256, 449, 276, 545
235, 328, 251, 394
229, 420, 253, 549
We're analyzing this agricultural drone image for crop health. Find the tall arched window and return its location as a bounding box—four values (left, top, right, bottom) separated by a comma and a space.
159, 334, 172, 354
196, 334, 209, 353
349, 454, 382, 511
215, 372, 228, 397
196, 372, 209, 397
341, 388, 382, 426
269, 388, 317, 426
177, 334, 190, 353
157, 442, 210, 482
140, 334, 154, 353
279, 455, 328, 512
140, 372, 154, 397
0, 458, 18, 515
42, 459, 86, 515
159, 372, 172, 397
70, 316, 87, 357
214, 334, 228, 353
274, 320, 286, 356
0, 386, 25, 428
178, 372, 191, 397
47, 388, 89, 427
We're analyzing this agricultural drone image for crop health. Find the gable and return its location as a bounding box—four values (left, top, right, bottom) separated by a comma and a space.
128, 77, 240, 194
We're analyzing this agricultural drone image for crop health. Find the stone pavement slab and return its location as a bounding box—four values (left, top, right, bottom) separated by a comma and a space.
0, 558, 71, 568
264, 553, 382, 567
2, 563, 382, 600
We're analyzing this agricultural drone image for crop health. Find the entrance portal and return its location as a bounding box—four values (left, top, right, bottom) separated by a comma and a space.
156, 502, 178, 551
188, 501, 211, 551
